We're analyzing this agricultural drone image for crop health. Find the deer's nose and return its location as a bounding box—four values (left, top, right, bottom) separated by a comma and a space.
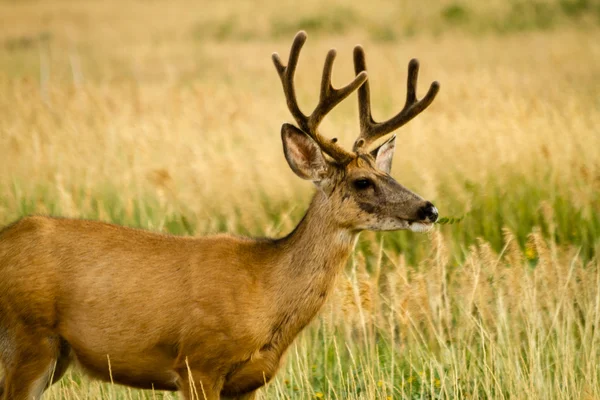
418, 202, 438, 223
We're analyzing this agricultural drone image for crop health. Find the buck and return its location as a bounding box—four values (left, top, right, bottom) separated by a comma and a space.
0, 31, 439, 400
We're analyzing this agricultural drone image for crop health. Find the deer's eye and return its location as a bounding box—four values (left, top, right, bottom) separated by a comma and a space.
353, 179, 373, 190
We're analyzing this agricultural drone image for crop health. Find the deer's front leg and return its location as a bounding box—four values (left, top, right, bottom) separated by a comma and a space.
176, 368, 223, 400
221, 392, 257, 400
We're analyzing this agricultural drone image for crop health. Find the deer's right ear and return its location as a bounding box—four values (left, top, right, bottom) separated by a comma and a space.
282, 123, 329, 181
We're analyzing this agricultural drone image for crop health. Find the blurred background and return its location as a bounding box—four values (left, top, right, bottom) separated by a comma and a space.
1, 0, 599, 398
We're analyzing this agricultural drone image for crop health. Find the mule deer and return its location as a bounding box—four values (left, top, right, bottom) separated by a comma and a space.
0, 31, 439, 400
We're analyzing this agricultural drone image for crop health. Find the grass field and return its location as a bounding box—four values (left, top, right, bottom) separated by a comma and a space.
1, 0, 600, 398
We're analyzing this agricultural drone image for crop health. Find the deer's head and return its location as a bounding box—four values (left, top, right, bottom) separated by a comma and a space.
274, 32, 440, 233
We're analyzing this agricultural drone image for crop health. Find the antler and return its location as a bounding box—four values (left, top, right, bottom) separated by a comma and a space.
352, 46, 440, 152
273, 31, 368, 163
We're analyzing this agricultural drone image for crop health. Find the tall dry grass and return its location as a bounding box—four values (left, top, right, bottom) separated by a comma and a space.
1, 0, 600, 398
313, 230, 600, 399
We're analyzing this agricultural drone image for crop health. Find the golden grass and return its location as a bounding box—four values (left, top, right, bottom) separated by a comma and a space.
1, 0, 600, 398
1, 2, 599, 226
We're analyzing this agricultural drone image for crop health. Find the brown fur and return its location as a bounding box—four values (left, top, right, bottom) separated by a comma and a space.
0, 203, 345, 399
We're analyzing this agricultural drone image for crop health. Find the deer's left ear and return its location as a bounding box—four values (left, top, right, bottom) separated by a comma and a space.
281, 123, 330, 182
370, 135, 396, 174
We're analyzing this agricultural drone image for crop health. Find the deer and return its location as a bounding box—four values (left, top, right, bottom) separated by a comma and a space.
0, 31, 439, 400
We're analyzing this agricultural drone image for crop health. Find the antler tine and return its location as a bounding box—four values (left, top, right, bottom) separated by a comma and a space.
311, 49, 368, 131
352, 45, 374, 151
273, 31, 368, 163
352, 45, 440, 152
273, 32, 307, 127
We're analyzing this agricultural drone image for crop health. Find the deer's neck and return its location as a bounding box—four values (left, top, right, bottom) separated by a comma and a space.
266, 190, 357, 349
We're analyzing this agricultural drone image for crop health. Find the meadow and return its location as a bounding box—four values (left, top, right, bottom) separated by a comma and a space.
1, 0, 600, 398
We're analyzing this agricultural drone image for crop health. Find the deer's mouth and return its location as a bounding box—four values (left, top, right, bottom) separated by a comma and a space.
390, 217, 434, 232
407, 220, 434, 233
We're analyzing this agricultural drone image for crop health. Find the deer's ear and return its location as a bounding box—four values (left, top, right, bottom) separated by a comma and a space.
282, 123, 329, 181
370, 135, 396, 174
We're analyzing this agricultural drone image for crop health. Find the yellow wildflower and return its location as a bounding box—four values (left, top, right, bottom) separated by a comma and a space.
525, 244, 536, 260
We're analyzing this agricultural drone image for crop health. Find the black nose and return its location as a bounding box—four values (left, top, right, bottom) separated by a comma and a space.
417, 202, 438, 223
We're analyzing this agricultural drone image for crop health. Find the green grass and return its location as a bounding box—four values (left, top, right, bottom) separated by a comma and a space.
7, 164, 597, 266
